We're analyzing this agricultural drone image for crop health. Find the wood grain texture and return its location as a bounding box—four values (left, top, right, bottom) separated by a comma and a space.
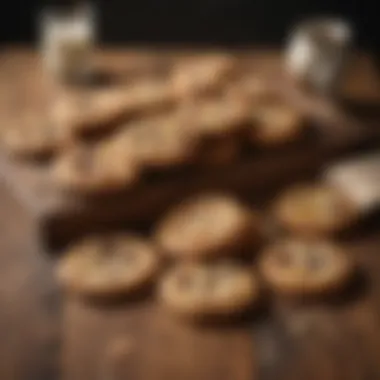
0, 49, 379, 380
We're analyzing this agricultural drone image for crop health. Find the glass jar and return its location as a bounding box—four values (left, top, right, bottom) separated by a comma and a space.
285, 18, 353, 94
39, 2, 97, 84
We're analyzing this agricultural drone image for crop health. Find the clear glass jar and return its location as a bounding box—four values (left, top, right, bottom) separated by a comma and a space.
285, 18, 353, 94
38, 2, 97, 83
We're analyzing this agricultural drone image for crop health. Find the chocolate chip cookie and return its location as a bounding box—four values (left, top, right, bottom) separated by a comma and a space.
57, 234, 160, 297
155, 193, 261, 260
159, 261, 260, 317
273, 183, 359, 236
259, 238, 354, 297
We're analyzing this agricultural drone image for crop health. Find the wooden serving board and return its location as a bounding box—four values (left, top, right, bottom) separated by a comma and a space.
1, 50, 380, 245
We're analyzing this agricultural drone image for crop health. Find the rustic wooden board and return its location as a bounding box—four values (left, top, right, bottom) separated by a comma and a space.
0, 49, 379, 244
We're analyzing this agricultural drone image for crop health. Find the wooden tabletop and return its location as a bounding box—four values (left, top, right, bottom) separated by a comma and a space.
0, 49, 380, 380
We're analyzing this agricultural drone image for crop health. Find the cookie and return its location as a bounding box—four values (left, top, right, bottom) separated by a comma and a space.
116, 114, 199, 169
259, 238, 354, 297
250, 103, 305, 146
155, 193, 261, 260
53, 141, 138, 194
172, 54, 236, 98
178, 94, 250, 141
273, 183, 359, 236
2, 113, 71, 159
159, 261, 259, 317
229, 76, 274, 103
55, 81, 176, 135
57, 234, 160, 297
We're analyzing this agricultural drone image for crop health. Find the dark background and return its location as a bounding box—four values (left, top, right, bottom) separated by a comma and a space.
0, 0, 379, 50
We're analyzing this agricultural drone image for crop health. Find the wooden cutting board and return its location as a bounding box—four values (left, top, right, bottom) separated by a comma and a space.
0, 49, 379, 245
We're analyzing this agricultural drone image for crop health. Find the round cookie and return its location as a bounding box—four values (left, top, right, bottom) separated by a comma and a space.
229, 76, 275, 103
178, 94, 250, 141
55, 81, 176, 135
259, 238, 354, 298
53, 141, 139, 194
57, 234, 160, 297
273, 183, 359, 236
155, 193, 261, 260
118, 114, 199, 169
159, 261, 259, 317
172, 54, 237, 98
250, 103, 305, 146
196, 96, 250, 137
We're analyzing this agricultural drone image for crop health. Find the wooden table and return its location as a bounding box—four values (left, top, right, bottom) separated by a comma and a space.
0, 49, 380, 380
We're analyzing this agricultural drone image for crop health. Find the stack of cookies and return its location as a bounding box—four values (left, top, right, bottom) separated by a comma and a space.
1, 52, 308, 198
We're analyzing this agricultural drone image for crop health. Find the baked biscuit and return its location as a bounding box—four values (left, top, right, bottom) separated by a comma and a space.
53, 141, 138, 194
159, 261, 259, 317
273, 183, 359, 236
172, 54, 236, 98
177, 94, 250, 141
55, 81, 176, 135
155, 193, 261, 260
250, 103, 305, 146
259, 238, 354, 298
230, 76, 274, 103
57, 234, 160, 297
116, 114, 199, 169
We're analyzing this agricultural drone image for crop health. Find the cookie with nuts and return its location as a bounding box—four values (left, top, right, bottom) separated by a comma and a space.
159, 261, 260, 317
259, 238, 354, 298
155, 193, 261, 260
273, 183, 359, 236
57, 234, 160, 297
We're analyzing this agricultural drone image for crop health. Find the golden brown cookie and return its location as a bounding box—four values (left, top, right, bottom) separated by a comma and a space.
250, 103, 305, 146
259, 238, 354, 298
172, 54, 237, 98
2, 113, 71, 158
155, 193, 261, 260
116, 114, 199, 169
229, 76, 274, 103
55, 81, 176, 135
57, 234, 160, 297
178, 94, 250, 140
53, 141, 139, 194
273, 184, 359, 236
159, 261, 259, 317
